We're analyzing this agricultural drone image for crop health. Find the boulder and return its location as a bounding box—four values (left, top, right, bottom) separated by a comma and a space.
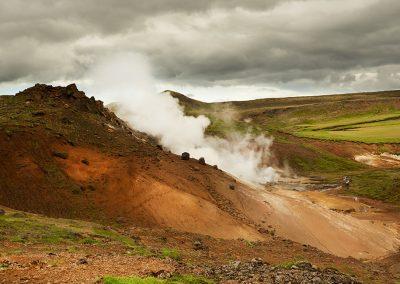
229, 184, 235, 190
32, 111, 45, 116
77, 258, 88, 265
198, 157, 206, 165
0, 208, 5, 215
181, 152, 190, 160
295, 261, 313, 270
53, 151, 68, 159
258, 227, 269, 234
193, 240, 205, 250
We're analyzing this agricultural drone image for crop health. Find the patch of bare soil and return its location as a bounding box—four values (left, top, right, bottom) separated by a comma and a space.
0, 244, 176, 284
355, 153, 400, 168
216, 181, 400, 260
56, 144, 263, 241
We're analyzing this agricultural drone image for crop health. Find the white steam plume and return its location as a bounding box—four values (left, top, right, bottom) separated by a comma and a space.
85, 53, 277, 184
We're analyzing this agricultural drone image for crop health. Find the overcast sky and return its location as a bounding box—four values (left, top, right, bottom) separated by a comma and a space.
1, 0, 400, 101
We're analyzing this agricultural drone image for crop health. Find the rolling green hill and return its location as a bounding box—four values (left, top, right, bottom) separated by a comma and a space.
178, 90, 400, 143
172, 90, 400, 204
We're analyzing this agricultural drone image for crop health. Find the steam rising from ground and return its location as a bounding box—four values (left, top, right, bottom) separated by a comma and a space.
86, 53, 277, 184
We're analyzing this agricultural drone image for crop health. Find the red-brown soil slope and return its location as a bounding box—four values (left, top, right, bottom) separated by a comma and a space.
0, 84, 262, 241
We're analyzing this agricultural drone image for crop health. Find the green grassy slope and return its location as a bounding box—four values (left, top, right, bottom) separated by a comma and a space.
170, 90, 400, 204
0, 208, 149, 254
176, 90, 400, 142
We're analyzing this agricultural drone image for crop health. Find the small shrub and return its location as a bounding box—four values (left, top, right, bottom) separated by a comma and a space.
10, 236, 26, 243
243, 240, 256, 248
161, 248, 181, 261
103, 276, 162, 284
81, 237, 99, 245
0, 262, 10, 270
93, 228, 152, 256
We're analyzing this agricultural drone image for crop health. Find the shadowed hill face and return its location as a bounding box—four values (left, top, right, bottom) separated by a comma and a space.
0, 84, 263, 241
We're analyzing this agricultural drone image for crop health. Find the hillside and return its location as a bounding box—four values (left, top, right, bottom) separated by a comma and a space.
175, 90, 400, 204
0, 84, 262, 241
1, 84, 400, 283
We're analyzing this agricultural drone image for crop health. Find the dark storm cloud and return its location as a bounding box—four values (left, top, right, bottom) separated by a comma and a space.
1, 0, 400, 93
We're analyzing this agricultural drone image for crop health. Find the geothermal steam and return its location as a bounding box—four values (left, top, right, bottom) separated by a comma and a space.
85, 53, 277, 184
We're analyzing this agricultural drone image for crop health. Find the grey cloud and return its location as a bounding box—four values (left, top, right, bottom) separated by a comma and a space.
1, 0, 399, 95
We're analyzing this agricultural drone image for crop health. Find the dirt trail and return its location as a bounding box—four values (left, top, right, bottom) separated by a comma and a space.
237, 184, 400, 260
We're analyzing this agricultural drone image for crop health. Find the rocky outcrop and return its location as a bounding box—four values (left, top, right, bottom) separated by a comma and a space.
206, 259, 360, 283
16, 83, 132, 134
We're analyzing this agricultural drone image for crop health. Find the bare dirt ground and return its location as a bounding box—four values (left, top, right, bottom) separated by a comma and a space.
355, 153, 400, 168
58, 144, 263, 241
1, 249, 175, 283
214, 179, 400, 260
266, 188, 400, 259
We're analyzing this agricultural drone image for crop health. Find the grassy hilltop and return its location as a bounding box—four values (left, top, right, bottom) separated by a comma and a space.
169, 90, 400, 204
170, 90, 400, 143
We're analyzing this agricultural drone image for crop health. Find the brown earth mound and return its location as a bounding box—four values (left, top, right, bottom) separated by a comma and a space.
0, 84, 262, 241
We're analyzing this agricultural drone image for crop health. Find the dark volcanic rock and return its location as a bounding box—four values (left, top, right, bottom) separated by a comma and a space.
32, 111, 45, 116
77, 258, 88, 265
16, 83, 85, 101
206, 259, 361, 284
198, 157, 206, 165
181, 152, 190, 160
15, 83, 134, 134
53, 151, 68, 159
193, 239, 206, 250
